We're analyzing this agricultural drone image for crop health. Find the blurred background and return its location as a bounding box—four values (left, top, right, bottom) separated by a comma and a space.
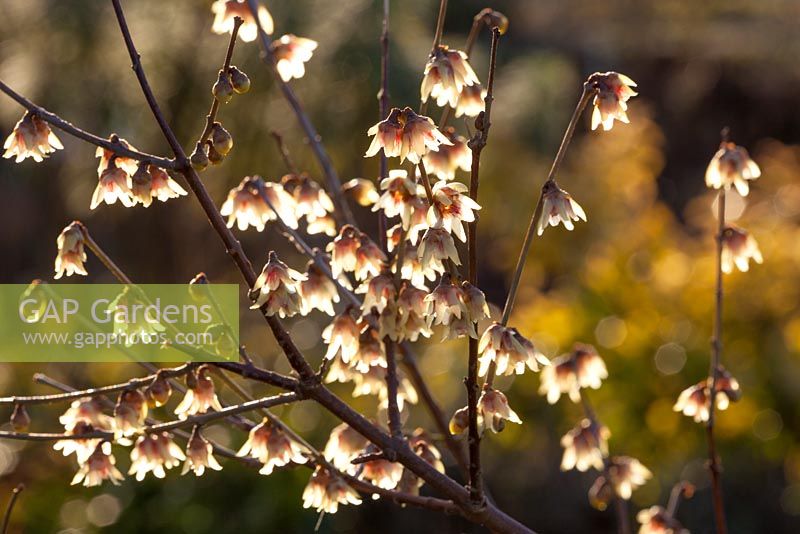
1, 0, 800, 532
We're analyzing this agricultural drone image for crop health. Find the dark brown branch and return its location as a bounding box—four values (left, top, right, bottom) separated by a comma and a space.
270, 130, 299, 174
0, 79, 175, 169
245, 0, 355, 227
1, 484, 23, 534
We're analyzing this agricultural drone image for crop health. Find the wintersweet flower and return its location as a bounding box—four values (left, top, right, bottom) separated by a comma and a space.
421, 45, 480, 108
145, 372, 172, 407
113, 389, 148, 442
54, 222, 88, 279
427, 180, 481, 242
373, 169, 424, 230
409, 430, 445, 475
323, 423, 368, 472
449, 406, 469, 435
590, 72, 638, 131
306, 213, 337, 236
441, 314, 477, 340
397, 283, 433, 342
636, 506, 687, 534
95, 138, 139, 177
360, 453, 404, 490
128, 432, 186, 481
211, 0, 273, 42
182, 428, 223, 476
342, 178, 379, 206
539, 344, 608, 404
299, 261, 340, 316
327, 225, 361, 278
54, 421, 104, 464
221, 176, 270, 231
721, 225, 763, 273
478, 323, 549, 376
59, 397, 113, 433
281, 173, 334, 220
594, 456, 652, 502
324, 354, 357, 384
396, 244, 437, 290
425, 273, 467, 327
3, 112, 63, 162
354, 234, 387, 282
90, 161, 134, 209
271, 35, 318, 82
461, 282, 490, 324
322, 308, 361, 364
237, 418, 307, 475
454, 83, 486, 118
365, 107, 452, 164
560, 418, 610, 472
357, 272, 395, 314
674, 367, 741, 423
351, 365, 418, 410
351, 325, 387, 372
705, 141, 761, 196
174, 366, 224, 419
302, 466, 362, 514
71, 442, 124, 487
250, 251, 305, 317
423, 130, 472, 181
137, 165, 187, 206
418, 226, 460, 273
537, 181, 587, 235
478, 387, 522, 434
261, 181, 300, 229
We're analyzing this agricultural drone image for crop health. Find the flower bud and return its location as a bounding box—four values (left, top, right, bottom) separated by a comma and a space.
10, 404, 30, 432
206, 140, 225, 165
190, 143, 209, 171
211, 122, 233, 156
212, 71, 234, 103
229, 66, 251, 94
449, 406, 469, 435
145, 372, 172, 407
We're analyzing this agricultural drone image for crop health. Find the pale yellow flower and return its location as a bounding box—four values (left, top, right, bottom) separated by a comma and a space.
302, 466, 362, 514
271, 34, 318, 82
421, 46, 480, 108
3, 112, 63, 163
71, 442, 124, 487
211, 0, 273, 42
182, 428, 223, 476
454, 83, 486, 118
560, 418, 610, 472
590, 72, 638, 131
237, 418, 307, 475
128, 432, 186, 481
90, 162, 134, 210
54, 222, 87, 279
705, 141, 761, 196
478, 387, 522, 433
174, 366, 224, 419
250, 251, 305, 317
537, 181, 587, 235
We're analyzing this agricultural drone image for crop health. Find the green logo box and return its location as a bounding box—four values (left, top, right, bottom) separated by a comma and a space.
0, 283, 240, 362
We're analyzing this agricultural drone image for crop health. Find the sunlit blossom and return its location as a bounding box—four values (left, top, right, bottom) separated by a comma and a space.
418, 226, 460, 273
128, 432, 186, 481
478, 323, 549, 376
54, 421, 104, 464
721, 225, 763, 273
351, 365, 418, 410
365, 107, 451, 164
250, 251, 305, 317
95, 137, 139, 177
590, 72, 638, 131
674, 367, 741, 423
539, 344, 608, 404
302, 466, 362, 514
271, 34, 317, 82
427, 180, 481, 242
478, 387, 522, 434
182, 428, 223, 476
705, 141, 761, 196
299, 261, 340, 316
174, 366, 224, 419
342, 178, 379, 207
423, 129, 471, 180
373, 169, 424, 230
421, 45, 480, 108
357, 272, 395, 314
636, 506, 687, 534
424, 273, 467, 328
3, 112, 63, 163
71, 442, 124, 487
397, 282, 433, 341
113, 389, 148, 442
454, 83, 486, 118
589, 456, 652, 508
238, 418, 306, 475
281, 173, 334, 220
327, 225, 361, 279
322, 307, 361, 364
90, 161, 134, 209
354, 234, 387, 282
560, 418, 610, 472
211, 0, 273, 42
54, 222, 88, 279
537, 180, 587, 235
360, 448, 404, 490
323, 423, 369, 473
59, 397, 113, 433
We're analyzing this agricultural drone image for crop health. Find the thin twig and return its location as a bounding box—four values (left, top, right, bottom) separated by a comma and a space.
420, 0, 449, 115
706, 188, 728, 534
0, 80, 175, 169
270, 130, 299, 174
1, 484, 23, 534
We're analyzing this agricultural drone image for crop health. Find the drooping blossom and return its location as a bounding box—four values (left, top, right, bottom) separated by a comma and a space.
373, 169, 424, 230
357, 272, 396, 314
113, 389, 148, 442
478, 323, 549, 376
351, 365, 418, 410
350, 324, 387, 372
174, 366, 224, 419
59, 397, 113, 433
705, 141, 761, 196
721, 225, 763, 273
238, 418, 306, 475
424, 273, 467, 328
409, 429, 445, 475
539, 344, 608, 404
365, 107, 451, 164
327, 225, 361, 279
355, 234, 387, 282
461, 282, 491, 324
130, 164, 187, 207
454, 83, 486, 118
359, 446, 404, 490
299, 261, 340, 316
322, 307, 361, 364
636, 506, 688, 534
54, 421, 104, 464
54, 222, 88, 279
323, 423, 369, 473
90, 161, 134, 209
537, 180, 587, 235
182, 428, 223, 476
342, 178, 379, 207
3, 112, 63, 163
560, 418, 610, 472
302, 466, 362, 514
211, 0, 273, 42
421, 45, 480, 108
144, 372, 172, 408
71, 442, 124, 487
95, 137, 139, 177
478, 387, 522, 434
423, 129, 472, 180
281, 173, 334, 220
221, 176, 297, 232
589, 456, 652, 510
418, 226, 460, 273
395, 244, 437, 290
396, 282, 433, 342
427, 180, 481, 242
449, 406, 470, 435
250, 251, 305, 317
271, 35, 318, 82
306, 213, 337, 236
590, 72, 638, 131
128, 432, 186, 481
674, 367, 741, 423
10, 403, 30, 432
